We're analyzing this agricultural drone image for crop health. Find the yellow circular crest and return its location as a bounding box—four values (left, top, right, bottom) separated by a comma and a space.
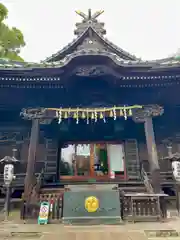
85, 196, 99, 213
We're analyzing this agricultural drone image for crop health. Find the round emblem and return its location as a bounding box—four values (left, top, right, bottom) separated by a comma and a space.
85, 196, 99, 213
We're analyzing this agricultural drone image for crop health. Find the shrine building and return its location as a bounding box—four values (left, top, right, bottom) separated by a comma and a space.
0, 9, 180, 200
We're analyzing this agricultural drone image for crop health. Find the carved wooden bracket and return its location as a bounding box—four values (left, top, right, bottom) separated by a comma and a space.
132, 105, 164, 123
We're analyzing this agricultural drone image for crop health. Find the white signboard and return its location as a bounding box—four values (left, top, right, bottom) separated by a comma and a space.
38, 202, 50, 224
3, 164, 14, 185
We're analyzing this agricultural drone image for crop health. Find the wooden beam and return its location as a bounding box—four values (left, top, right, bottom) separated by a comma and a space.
24, 119, 39, 201
90, 144, 95, 176
144, 117, 161, 193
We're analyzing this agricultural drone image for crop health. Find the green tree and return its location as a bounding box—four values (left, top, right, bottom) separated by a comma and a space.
0, 3, 25, 61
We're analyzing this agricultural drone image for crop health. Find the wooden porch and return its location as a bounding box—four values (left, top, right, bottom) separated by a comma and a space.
19, 183, 168, 223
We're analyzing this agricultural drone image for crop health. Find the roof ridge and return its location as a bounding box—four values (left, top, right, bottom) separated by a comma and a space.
43, 25, 138, 62
43, 28, 88, 63
89, 27, 137, 60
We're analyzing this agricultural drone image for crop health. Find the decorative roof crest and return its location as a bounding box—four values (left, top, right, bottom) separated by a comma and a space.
74, 9, 106, 36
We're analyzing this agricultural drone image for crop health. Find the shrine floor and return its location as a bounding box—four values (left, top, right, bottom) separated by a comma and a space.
1, 218, 180, 240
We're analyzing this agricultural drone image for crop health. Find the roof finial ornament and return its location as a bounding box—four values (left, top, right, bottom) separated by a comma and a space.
75, 10, 87, 20
74, 9, 106, 36
75, 9, 104, 21
88, 9, 92, 20
91, 10, 104, 20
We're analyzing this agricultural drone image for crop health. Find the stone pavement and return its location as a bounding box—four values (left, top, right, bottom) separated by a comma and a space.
1, 219, 180, 240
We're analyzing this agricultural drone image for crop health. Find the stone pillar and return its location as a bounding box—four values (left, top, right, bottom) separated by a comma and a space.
133, 105, 164, 193
24, 119, 39, 201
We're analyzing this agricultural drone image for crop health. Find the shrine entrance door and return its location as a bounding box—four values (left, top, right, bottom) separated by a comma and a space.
60, 142, 126, 181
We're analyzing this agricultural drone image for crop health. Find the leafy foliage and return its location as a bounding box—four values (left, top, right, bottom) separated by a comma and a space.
0, 3, 25, 61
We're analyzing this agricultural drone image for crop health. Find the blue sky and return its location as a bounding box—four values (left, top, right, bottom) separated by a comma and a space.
1, 0, 180, 62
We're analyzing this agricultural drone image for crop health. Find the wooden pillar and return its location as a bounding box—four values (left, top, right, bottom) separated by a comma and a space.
56, 141, 61, 182
24, 119, 39, 201
144, 117, 161, 193
90, 144, 95, 176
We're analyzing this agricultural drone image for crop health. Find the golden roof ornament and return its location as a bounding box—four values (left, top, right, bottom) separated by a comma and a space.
74, 9, 106, 36
75, 9, 104, 20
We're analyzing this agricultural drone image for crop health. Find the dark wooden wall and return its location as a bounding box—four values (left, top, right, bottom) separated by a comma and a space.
0, 122, 178, 176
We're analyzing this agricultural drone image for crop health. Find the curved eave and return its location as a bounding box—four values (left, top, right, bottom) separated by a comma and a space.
43, 29, 89, 63
43, 26, 137, 62
0, 52, 180, 74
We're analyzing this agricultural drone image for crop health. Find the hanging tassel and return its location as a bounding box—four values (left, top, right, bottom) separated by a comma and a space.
113, 107, 116, 120
128, 109, 132, 116
86, 110, 89, 124
123, 107, 127, 120
58, 109, 62, 124
91, 112, 95, 119
103, 108, 106, 123
109, 110, 113, 118
76, 109, 79, 124
73, 112, 77, 119
120, 109, 123, 116
68, 108, 71, 119
56, 111, 59, 118
100, 112, 103, 119
64, 112, 68, 119
81, 111, 86, 119
94, 110, 97, 122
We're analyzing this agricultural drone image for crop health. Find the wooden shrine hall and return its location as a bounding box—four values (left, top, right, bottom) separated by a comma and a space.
0, 9, 180, 222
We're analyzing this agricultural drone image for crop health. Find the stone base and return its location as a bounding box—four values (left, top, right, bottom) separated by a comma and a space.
62, 216, 122, 225
63, 190, 121, 225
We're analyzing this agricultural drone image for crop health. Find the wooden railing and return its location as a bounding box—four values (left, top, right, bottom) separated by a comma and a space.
39, 191, 64, 221
20, 188, 64, 221
121, 192, 167, 222
141, 159, 174, 184
140, 164, 154, 193
20, 166, 45, 220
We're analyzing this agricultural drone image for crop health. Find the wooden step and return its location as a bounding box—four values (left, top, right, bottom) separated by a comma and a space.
40, 187, 65, 194
119, 186, 146, 193
124, 139, 140, 179
66, 184, 118, 191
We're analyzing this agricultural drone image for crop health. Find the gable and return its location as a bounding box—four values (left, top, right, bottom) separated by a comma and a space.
44, 9, 137, 63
